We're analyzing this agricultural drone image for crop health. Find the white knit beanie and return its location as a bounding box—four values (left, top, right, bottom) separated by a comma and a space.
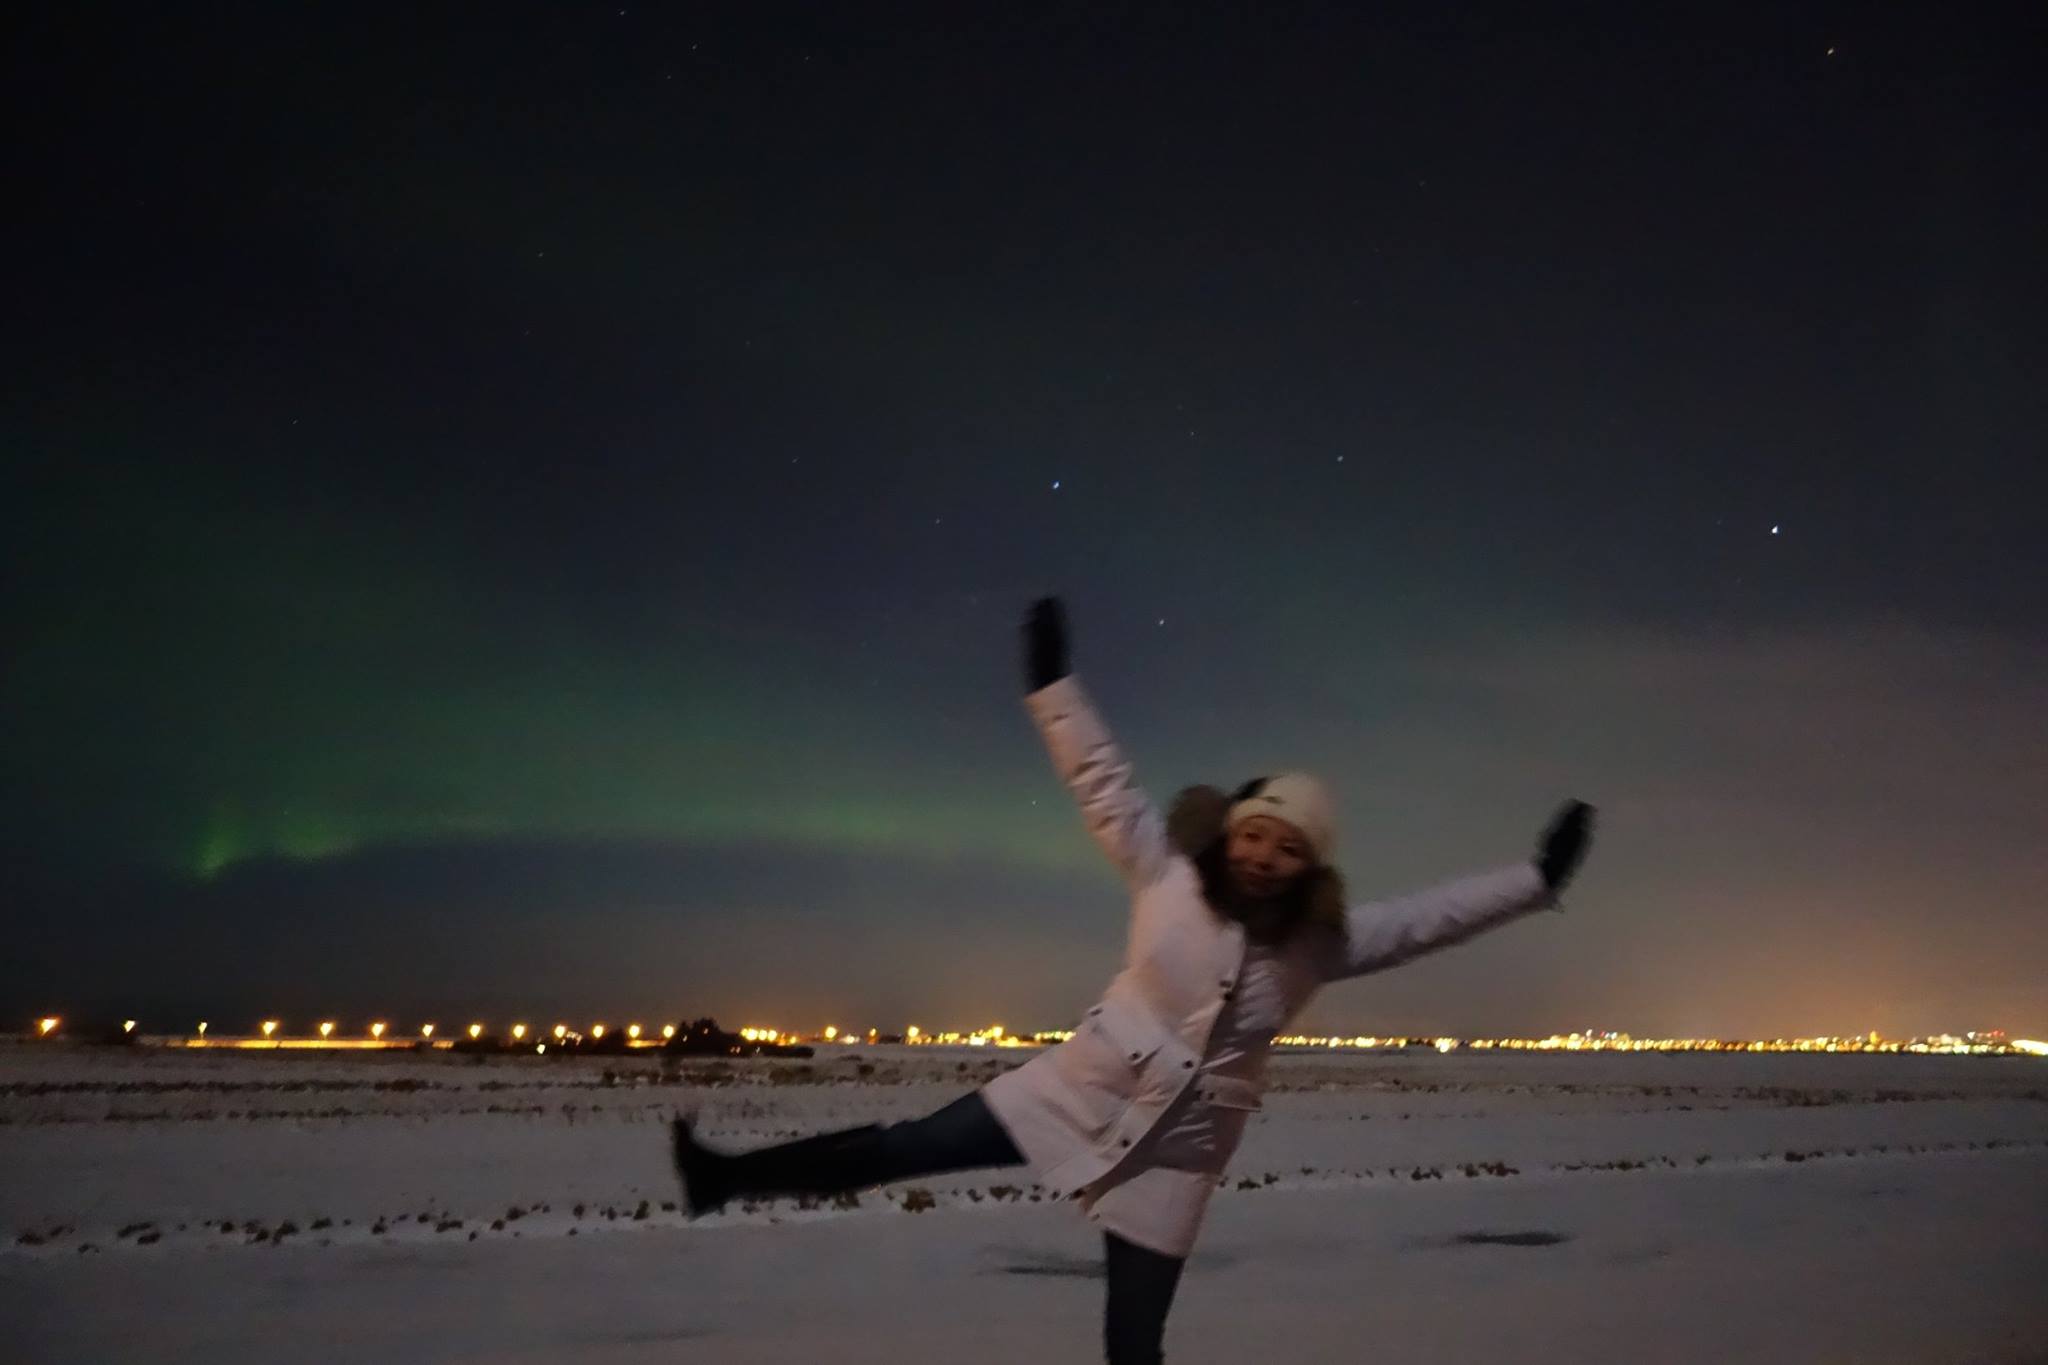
1225, 773, 1336, 864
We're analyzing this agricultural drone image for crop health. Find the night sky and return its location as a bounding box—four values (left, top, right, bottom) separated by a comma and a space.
8, 4, 2043, 1039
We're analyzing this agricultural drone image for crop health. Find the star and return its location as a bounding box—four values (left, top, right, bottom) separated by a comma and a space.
1051, 479, 1061, 490
1771, 525, 1780, 535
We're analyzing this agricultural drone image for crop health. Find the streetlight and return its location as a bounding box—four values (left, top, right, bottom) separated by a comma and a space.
825, 1025, 838, 1041
261, 1020, 279, 1039
370, 1022, 386, 1039
511, 1024, 527, 1041
319, 1021, 335, 1039
421, 1023, 436, 1039
661, 1023, 677, 1040
591, 1023, 607, 1040
627, 1023, 642, 1040
123, 1020, 137, 1034
197, 1021, 208, 1036
37, 1017, 60, 1037
553, 1024, 567, 1040
467, 1023, 483, 1040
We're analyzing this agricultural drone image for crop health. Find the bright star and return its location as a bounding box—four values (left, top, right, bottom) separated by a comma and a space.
1771, 525, 1780, 535
1051, 480, 1061, 490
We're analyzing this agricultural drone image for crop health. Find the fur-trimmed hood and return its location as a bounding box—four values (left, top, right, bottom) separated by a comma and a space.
1166, 784, 1348, 939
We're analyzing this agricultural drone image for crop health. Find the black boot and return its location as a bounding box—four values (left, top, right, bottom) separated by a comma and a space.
670, 1116, 735, 1217
671, 1116, 890, 1217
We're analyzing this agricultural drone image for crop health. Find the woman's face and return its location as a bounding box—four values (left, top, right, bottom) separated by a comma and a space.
1224, 815, 1314, 901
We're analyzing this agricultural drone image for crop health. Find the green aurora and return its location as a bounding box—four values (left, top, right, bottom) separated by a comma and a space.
11, 444, 1095, 885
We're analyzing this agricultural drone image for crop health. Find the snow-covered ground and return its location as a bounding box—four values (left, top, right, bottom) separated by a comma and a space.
5, 1043, 2045, 1362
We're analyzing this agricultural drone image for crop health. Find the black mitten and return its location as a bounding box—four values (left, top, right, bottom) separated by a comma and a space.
1536, 799, 1595, 892
1022, 596, 1070, 691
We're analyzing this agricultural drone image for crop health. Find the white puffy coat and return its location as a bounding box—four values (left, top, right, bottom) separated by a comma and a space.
980, 675, 1555, 1256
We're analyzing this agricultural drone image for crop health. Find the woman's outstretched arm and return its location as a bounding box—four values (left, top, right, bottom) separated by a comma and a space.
1021, 596, 1176, 892
1319, 801, 1594, 981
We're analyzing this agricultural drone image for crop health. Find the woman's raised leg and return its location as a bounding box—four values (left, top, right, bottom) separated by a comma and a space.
1102, 1230, 1186, 1365
672, 1088, 1024, 1215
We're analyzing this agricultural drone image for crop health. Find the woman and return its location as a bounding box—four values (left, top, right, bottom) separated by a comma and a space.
671, 596, 1594, 1364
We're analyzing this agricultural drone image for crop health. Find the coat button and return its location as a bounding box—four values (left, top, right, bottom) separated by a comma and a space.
1118, 1137, 1131, 1148
1128, 1051, 1142, 1062
1182, 1059, 1194, 1069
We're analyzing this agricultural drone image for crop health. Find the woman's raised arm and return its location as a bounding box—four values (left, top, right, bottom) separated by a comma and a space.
1021, 597, 1175, 891
1318, 802, 1593, 981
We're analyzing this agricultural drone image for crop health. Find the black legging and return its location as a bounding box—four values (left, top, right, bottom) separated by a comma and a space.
1101, 1224, 1190, 1365
745, 1089, 1187, 1364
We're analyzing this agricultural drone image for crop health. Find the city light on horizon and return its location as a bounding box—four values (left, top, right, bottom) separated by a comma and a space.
16, 1012, 2044, 1059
